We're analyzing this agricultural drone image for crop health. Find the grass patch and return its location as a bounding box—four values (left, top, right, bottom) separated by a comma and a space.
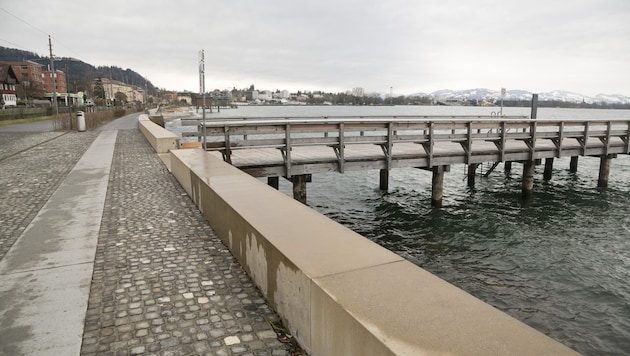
0, 116, 52, 126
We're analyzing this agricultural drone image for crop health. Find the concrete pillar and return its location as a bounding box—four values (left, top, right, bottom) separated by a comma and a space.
268, 176, 279, 190
598, 155, 611, 188
432, 166, 445, 207
522, 160, 535, 197
467, 163, 478, 187
570, 156, 579, 173
379, 169, 389, 191
543, 158, 554, 181
292, 175, 307, 205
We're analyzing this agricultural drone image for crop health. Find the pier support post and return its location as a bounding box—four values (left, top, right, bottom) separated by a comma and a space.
598, 155, 612, 188
432, 166, 446, 207
268, 176, 279, 190
292, 175, 309, 205
522, 160, 535, 197
570, 156, 579, 173
543, 158, 554, 181
504, 161, 512, 177
467, 163, 479, 187
379, 169, 389, 191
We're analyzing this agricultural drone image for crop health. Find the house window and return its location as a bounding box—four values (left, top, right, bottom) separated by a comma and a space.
21, 65, 28, 70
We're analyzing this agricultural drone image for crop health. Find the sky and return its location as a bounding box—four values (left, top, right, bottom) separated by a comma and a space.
1, 0, 629, 97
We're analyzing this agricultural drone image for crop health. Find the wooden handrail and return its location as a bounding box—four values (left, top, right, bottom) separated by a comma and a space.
193, 116, 630, 175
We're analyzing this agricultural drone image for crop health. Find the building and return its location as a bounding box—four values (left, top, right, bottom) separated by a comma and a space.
97, 78, 145, 105
0, 64, 19, 107
41, 69, 79, 106
352, 87, 365, 97
42, 69, 67, 94
0, 61, 81, 106
176, 93, 192, 105
4, 61, 46, 100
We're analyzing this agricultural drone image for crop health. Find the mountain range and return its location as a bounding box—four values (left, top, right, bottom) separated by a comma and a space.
410, 88, 630, 104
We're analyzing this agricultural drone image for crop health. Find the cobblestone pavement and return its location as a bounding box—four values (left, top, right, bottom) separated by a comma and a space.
0, 127, 299, 356
81, 130, 295, 356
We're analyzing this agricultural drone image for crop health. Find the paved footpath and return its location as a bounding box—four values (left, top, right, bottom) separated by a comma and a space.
0, 114, 296, 356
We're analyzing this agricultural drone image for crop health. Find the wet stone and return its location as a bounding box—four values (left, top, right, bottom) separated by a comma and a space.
52, 129, 297, 356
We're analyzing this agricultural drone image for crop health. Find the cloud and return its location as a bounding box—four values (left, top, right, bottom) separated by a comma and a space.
1, 0, 629, 96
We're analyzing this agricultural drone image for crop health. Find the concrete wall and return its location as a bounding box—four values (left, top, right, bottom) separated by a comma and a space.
169, 148, 579, 356
138, 118, 179, 154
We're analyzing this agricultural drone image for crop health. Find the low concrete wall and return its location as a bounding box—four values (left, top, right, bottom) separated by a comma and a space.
169, 148, 579, 356
138, 119, 179, 154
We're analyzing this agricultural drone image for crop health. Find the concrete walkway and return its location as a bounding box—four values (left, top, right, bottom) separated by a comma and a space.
0, 113, 295, 355
0, 131, 116, 355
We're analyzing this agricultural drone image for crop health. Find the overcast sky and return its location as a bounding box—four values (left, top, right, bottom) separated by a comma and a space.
1, 0, 629, 96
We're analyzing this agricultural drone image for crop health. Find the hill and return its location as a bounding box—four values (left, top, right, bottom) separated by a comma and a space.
410, 88, 630, 105
0, 46, 156, 93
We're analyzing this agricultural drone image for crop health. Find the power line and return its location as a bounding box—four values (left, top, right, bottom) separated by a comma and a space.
0, 7, 83, 60
0, 7, 47, 36
0, 37, 33, 52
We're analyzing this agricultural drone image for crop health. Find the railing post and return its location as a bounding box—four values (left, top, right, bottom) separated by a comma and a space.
529, 121, 537, 160
530, 94, 538, 119
465, 121, 473, 163
424, 122, 435, 167
556, 121, 564, 158
338, 123, 345, 173
285, 123, 292, 178
224, 126, 232, 164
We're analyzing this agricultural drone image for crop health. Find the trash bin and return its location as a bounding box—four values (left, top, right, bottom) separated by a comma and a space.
76, 111, 86, 132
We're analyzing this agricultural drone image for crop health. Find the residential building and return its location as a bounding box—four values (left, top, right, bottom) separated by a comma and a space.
0, 63, 19, 107
42, 69, 67, 94
4, 61, 46, 100
98, 78, 145, 105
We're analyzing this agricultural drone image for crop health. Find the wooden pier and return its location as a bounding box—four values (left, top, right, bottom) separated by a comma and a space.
185, 115, 630, 206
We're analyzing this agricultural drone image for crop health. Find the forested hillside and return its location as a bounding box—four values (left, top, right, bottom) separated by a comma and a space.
0, 46, 156, 93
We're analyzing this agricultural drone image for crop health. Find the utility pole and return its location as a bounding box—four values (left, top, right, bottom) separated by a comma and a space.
48, 35, 58, 116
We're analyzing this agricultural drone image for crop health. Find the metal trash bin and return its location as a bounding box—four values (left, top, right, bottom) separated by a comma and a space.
76, 111, 86, 132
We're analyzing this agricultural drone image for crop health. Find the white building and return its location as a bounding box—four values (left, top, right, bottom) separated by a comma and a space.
258, 90, 273, 101
352, 87, 365, 97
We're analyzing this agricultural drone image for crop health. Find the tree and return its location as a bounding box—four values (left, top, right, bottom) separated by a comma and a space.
22, 80, 46, 100
93, 78, 105, 99
114, 91, 127, 105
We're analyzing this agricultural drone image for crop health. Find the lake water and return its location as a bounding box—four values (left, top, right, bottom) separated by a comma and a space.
170, 105, 630, 355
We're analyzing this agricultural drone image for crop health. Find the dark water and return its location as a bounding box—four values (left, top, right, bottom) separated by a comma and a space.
179, 105, 630, 355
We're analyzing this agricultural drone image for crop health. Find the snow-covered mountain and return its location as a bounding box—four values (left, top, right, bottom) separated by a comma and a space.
409, 88, 630, 104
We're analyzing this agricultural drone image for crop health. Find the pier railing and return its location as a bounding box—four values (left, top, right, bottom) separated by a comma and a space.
189, 116, 630, 177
